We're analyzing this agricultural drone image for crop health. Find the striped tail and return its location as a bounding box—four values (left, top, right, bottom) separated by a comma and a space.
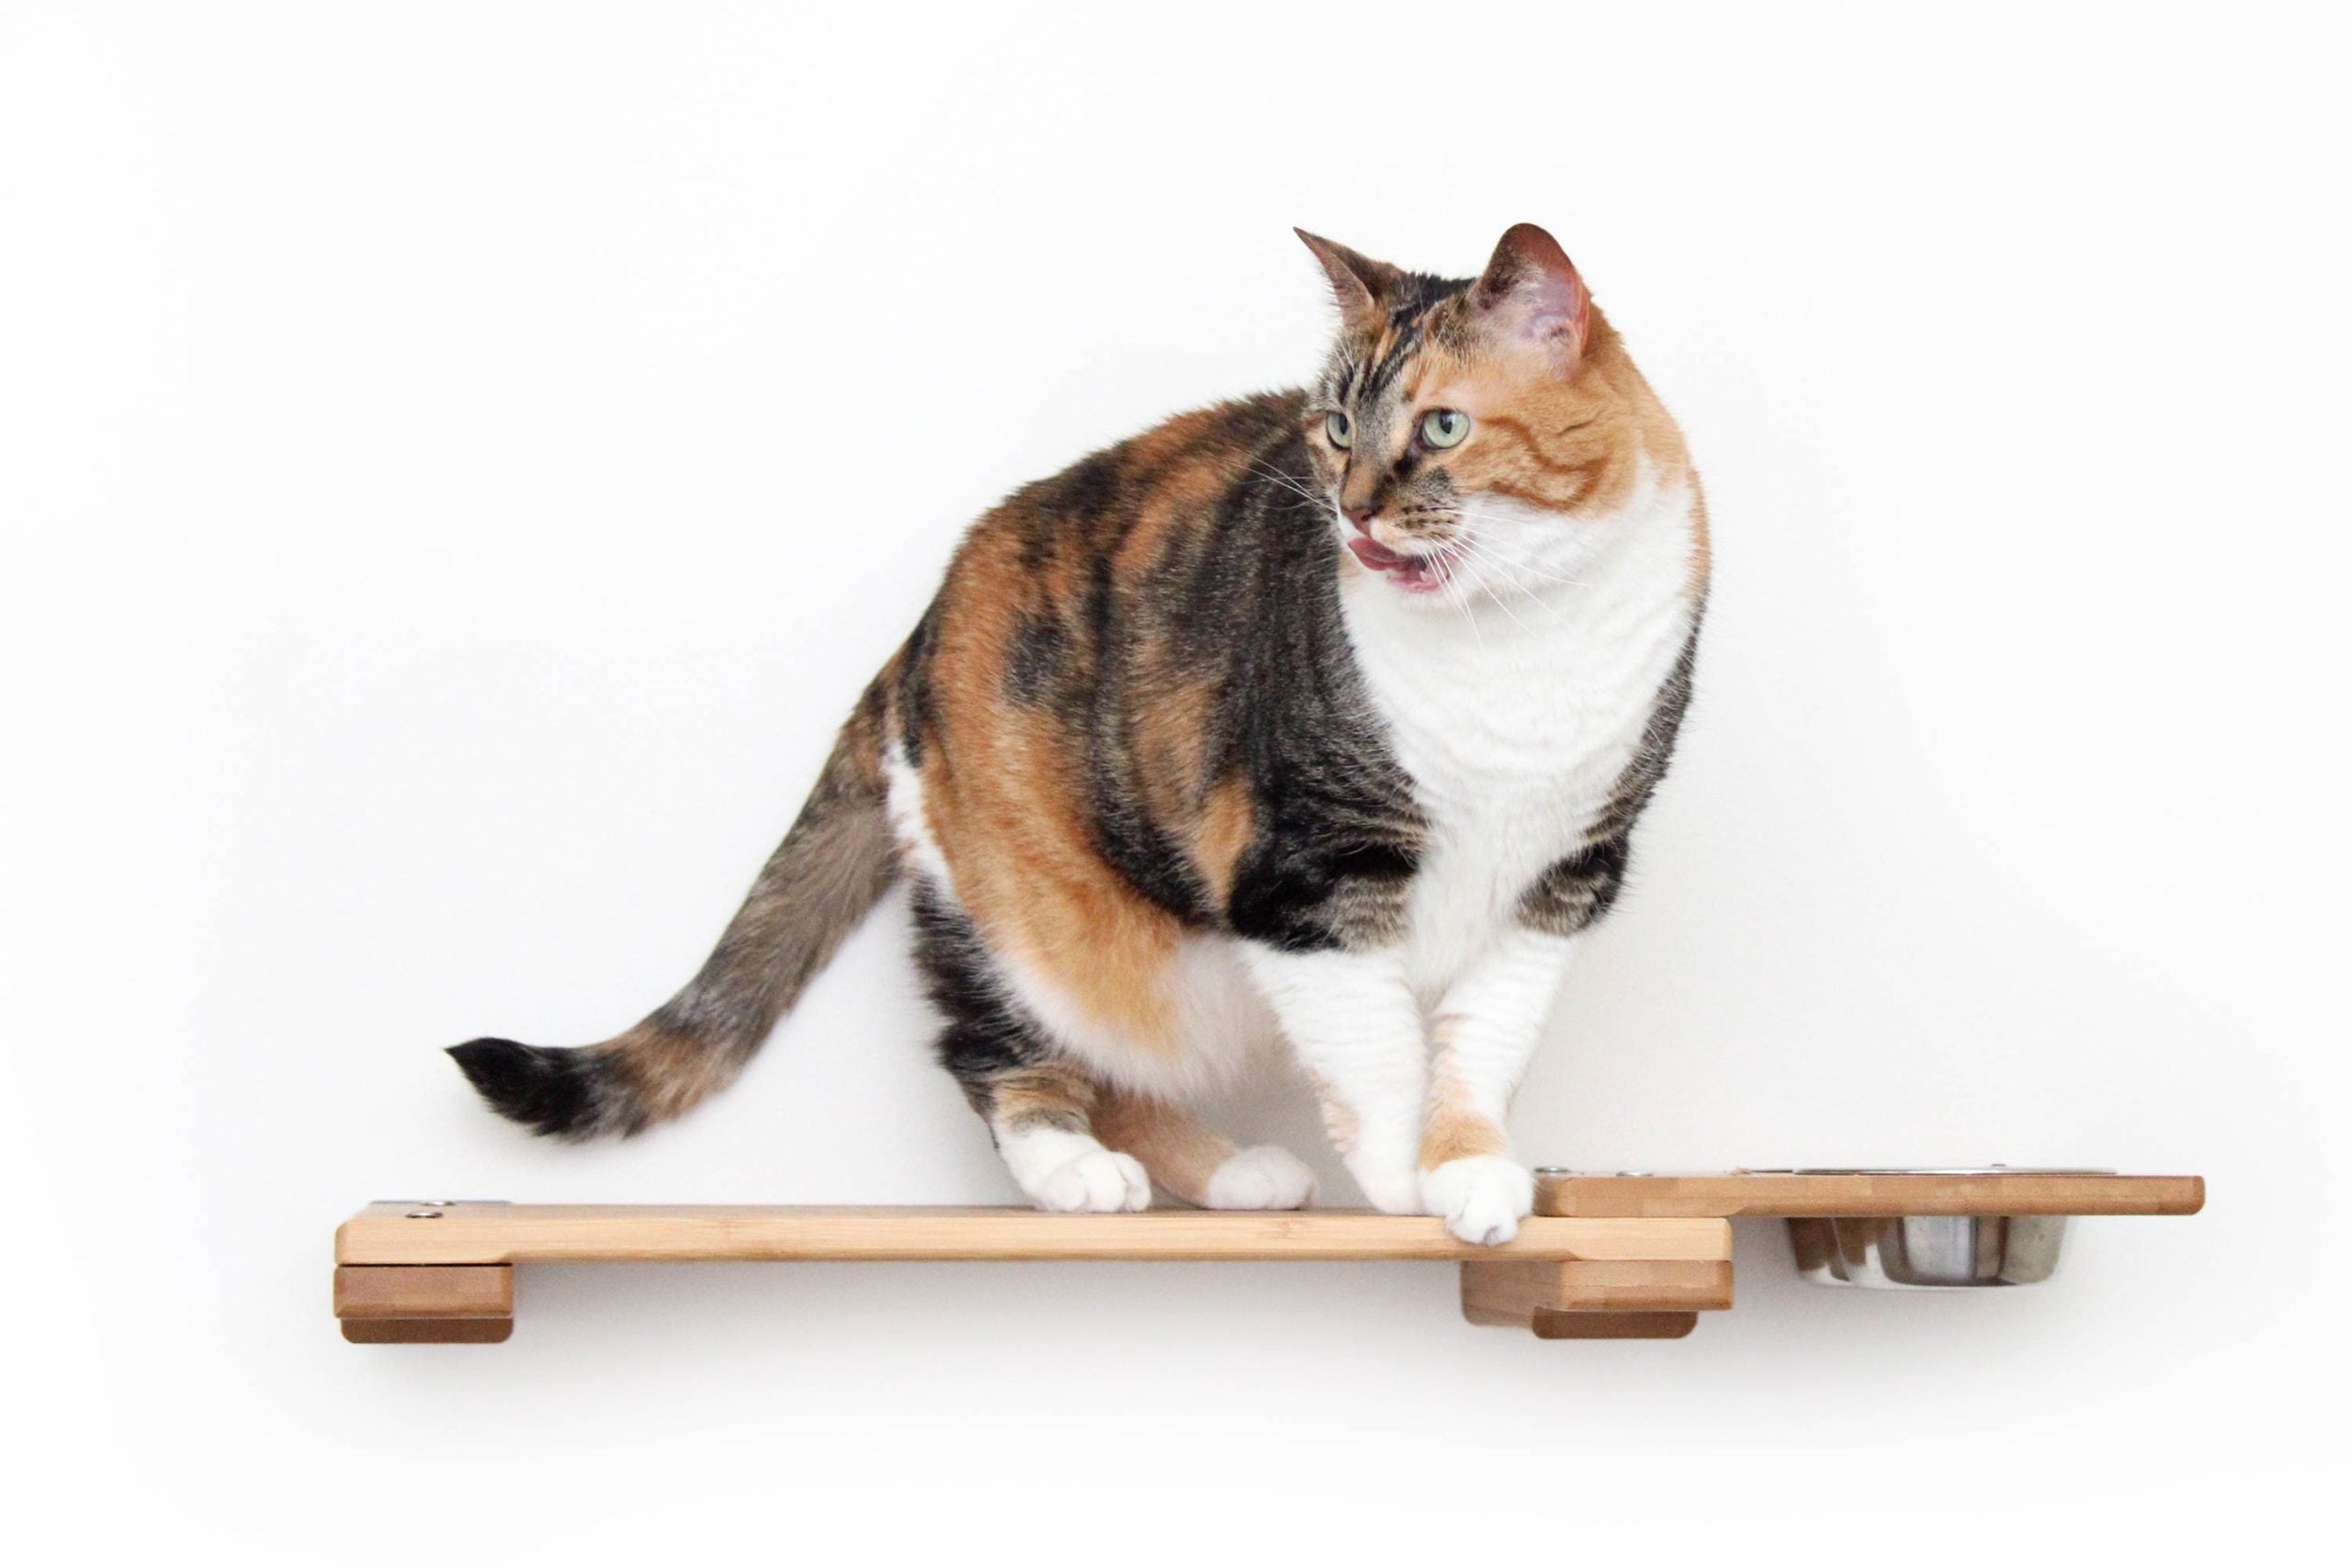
448, 688, 898, 1138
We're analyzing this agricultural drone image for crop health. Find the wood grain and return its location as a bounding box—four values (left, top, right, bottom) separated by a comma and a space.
1535, 1171, 2205, 1219
334, 1264, 513, 1317
334, 1264, 513, 1345
1460, 1258, 1734, 1328
335, 1203, 1732, 1267
1531, 1311, 1698, 1340
341, 1317, 514, 1344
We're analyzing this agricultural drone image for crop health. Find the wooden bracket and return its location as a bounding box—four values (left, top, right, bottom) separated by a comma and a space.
1525, 1312, 1702, 1340
334, 1264, 513, 1343
1461, 1254, 1735, 1338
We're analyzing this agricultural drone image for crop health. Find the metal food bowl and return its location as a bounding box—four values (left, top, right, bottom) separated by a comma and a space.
1769, 1168, 2101, 1289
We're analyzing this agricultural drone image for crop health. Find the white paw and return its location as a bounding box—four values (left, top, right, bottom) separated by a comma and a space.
1202, 1145, 1317, 1210
1350, 1162, 1427, 1215
1420, 1156, 1534, 1246
1032, 1148, 1152, 1213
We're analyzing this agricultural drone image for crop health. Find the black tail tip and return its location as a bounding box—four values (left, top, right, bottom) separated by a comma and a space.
447, 1037, 602, 1139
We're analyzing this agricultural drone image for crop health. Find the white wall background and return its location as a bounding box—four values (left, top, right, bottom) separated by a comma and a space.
6, 1, 2346, 1557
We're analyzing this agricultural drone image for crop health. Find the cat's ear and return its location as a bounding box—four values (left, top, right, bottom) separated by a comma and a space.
1295, 229, 1400, 334
1470, 223, 1589, 369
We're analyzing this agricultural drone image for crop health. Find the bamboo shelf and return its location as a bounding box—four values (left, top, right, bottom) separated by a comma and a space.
1535, 1169, 2205, 1218
334, 1172, 2201, 1344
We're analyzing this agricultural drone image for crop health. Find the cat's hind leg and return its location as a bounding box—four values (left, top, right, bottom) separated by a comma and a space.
911, 884, 1148, 1213
944, 1043, 1150, 1213
1094, 1091, 1316, 1211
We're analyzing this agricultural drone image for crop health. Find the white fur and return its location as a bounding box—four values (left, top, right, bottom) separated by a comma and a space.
1203, 1145, 1318, 1210
1419, 1156, 1537, 1246
1240, 944, 1429, 1213
994, 1124, 1151, 1213
1345, 467, 1699, 1009
884, 744, 955, 888
1433, 928, 1583, 1123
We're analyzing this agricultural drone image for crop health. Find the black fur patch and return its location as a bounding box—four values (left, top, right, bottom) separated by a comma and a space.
895, 600, 941, 764
447, 1038, 599, 1138
1519, 836, 1631, 935
1003, 612, 1067, 706
1056, 452, 1123, 526
909, 885, 1059, 1111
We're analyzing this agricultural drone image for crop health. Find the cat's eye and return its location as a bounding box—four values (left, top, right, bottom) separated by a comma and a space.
1419, 409, 1471, 448
1324, 412, 1352, 449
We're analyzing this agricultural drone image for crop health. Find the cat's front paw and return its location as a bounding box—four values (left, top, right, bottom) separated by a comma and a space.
1349, 1161, 1427, 1215
1203, 1145, 1317, 1210
1031, 1149, 1152, 1213
1420, 1156, 1534, 1246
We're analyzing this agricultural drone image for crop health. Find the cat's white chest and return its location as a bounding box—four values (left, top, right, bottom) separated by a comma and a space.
1340, 474, 1699, 1000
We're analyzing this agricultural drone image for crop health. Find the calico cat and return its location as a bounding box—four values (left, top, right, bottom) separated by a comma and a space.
449, 223, 1708, 1245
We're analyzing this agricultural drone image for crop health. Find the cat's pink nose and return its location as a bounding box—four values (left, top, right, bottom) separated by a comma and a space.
1342, 506, 1377, 535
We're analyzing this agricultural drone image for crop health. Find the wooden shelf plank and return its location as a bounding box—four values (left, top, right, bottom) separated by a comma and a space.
1535, 1171, 2205, 1219
335, 1203, 1731, 1267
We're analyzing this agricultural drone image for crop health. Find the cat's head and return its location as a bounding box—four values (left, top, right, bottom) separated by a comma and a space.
1295, 224, 1669, 606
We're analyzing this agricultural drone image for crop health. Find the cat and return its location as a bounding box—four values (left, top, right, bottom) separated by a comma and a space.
449, 223, 1708, 1245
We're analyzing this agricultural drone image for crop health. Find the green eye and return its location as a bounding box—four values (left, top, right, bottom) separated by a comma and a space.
1325, 411, 1352, 449
1419, 409, 1470, 448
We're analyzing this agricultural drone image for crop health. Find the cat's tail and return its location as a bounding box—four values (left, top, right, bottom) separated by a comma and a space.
447, 685, 899, 1139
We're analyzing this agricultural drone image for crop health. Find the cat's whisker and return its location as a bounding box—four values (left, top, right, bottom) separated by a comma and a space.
1476, 547, 1604, 598
1247, 460, 1334, 511
1438, 542, 1488, 650
1460, 549, 1542, 637
1454, 528, 1600, 591
1445, 534, 1575, 625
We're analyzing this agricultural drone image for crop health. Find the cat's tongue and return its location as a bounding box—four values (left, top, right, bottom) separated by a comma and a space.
1346, 536, 1440, 590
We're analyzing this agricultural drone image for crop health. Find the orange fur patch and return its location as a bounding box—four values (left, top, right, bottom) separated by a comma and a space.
1092, 1090, 1237, 1206
1193, 776, 1255, 902
1419, 1029, 1509, 1170
611, 1024, 729, 1123
1342, 312, 1704, 563
917, 531, 1185, 1054
1419, 1105, 1508, 1170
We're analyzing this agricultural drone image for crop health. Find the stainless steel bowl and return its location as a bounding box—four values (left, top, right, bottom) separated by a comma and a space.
1785, 1213, 2069, 1287
1765, 1168, 2103, 1289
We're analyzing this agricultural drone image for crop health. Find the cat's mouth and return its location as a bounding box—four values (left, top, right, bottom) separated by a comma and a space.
1346, 536, 1449, 593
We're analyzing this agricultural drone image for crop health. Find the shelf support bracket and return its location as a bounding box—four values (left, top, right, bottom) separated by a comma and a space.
335, 1264, 514, 1344
1459, 1257, 1734, 1339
